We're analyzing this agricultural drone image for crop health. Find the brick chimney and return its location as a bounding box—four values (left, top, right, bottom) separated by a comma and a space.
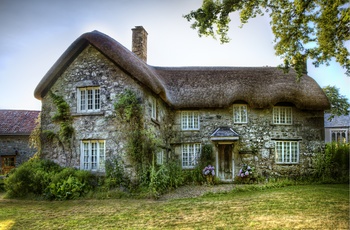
132, 26, 148, 62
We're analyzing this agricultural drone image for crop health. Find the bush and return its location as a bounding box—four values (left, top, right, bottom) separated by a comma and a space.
314, 142, 349, 182
4, 158, 96, 200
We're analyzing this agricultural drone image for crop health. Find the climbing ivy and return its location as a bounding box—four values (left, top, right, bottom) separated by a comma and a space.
114, 90, 158, 181
41, 91, 75, 166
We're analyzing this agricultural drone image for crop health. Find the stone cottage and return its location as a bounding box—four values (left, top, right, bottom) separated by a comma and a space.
34, 26, 330, 181
0, 110, 40, 174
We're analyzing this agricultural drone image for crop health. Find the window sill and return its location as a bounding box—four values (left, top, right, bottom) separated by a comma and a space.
72, 111, 104, 117
275, 162, 299, 165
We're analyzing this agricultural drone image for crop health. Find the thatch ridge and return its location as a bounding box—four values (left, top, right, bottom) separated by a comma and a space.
152, 66, 330, 110
34, 31, 330, 111
34, 30, 165, 100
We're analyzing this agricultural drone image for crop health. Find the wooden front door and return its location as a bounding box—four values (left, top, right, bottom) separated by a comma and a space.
217, 144, 234, 181
1, 156, 16, 174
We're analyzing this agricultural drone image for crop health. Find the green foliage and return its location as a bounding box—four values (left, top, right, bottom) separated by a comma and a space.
29, 113, 42, 156
47, 176, 86, 200
323, 85, 350, 120
199, 144, 214, 167
314, 142, 350, 182
49, 91, 74, 142
184, 0, 350, 78
114, 90, 160, 181
104, 156, 129, 189
4, 158, 96, 200
139, 159, 185, 199
114, 89, 142, 123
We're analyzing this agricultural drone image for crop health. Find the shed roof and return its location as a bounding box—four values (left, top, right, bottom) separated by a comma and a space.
34, 30, 330, 111
0, 110, 40, 135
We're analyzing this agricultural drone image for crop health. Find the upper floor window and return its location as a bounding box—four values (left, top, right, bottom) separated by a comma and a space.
331, 129, 348, 143
273, 106, 292, 124
182, 143, 201, 168
181, 111, 200, 130
77, 87, 101, 113
81, 140, 105, 171
151, 97, 157, 120
275, 141, 299, 164
233, 104, 247, 123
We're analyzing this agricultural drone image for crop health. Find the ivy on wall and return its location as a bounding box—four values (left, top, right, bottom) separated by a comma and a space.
42, 91, 75, 166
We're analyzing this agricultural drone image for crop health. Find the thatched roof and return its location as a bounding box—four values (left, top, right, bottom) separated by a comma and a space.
34, 31, 164, 100
154, 66, 330, 110
34, 30, 330, 111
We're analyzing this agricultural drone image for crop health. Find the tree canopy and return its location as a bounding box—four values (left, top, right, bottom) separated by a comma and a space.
184, 0, 350, 78
322, 85, 350, 120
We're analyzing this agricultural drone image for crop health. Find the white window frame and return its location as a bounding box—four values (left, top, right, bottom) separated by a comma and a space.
151, 97, 157, 120
182, 143, 201, 168
156, 150, 164, 165
181, 111, 200, 130
80, 140, 106, 171
275, 141, 299, 164
233, 104, 248, 123
273, 106, 292, 125
330, 129, 348, 143
77, 87, 101, 113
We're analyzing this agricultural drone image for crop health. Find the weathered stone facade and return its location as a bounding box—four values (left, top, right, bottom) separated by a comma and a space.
40, 45, 172, 178
171, 106, 325, 179
35, 28, 329, 181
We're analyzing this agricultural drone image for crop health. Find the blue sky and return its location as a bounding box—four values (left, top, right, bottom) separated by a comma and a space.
0, 0, 349, 110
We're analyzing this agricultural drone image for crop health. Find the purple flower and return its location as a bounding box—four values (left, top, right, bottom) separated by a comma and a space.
245, 171, 249, 176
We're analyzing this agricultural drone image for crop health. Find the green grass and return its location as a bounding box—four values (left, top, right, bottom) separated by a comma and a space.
0, 184, 348, 229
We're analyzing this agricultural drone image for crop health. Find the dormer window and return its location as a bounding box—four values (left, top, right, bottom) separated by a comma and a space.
233, 104, 248, 123
273, 106, 292, 124
77, 87, 101, 113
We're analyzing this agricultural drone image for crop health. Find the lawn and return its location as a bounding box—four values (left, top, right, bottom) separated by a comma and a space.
0, 184, 348, 229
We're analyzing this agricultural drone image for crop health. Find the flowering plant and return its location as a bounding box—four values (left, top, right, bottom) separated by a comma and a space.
203, 165, 215, 176
238, 164, 254, 178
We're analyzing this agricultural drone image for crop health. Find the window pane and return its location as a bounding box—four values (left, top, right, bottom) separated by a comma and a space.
99, 141, 105, 170
80, 89, 86, 111
83, 142, 89, 169
95, 89, 100, 110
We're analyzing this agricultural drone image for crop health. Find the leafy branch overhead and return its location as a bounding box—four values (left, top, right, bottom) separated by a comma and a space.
322, 85, 350, 120
184, 0, 350, 78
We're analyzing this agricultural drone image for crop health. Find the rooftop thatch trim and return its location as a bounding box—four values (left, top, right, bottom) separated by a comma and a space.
34, 30, 330, 111
34, 30, 165, 100
153, 66, 330, 110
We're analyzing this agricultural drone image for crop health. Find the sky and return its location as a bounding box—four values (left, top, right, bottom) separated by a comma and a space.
0, 0, 349, 111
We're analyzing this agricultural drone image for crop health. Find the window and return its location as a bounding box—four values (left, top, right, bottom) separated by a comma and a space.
81, 140, 105, 171
181, 111, 200, 130
182, 143, 201, 168
273, 107, 292, 124
275, 141, 299, 164
156, 150, 164, 165
233, 104, 247, 123
151, 97, 157, 120
77, 87, 101, 112
331, 129, 348, 143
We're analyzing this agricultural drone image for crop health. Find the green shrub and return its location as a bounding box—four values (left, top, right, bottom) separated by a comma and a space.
47, 176, 86, 200
105, 156, 129, 189
4, 158, 96, 200
314, 142, 349, 182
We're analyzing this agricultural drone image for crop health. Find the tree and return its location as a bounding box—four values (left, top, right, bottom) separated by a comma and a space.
184, 0, 350, 78
322, 85, 350, 121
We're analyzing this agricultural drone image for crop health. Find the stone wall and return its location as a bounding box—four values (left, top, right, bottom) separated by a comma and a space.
171, 106, 325, 178
40, 44, 325, 180
0, 135, 36, 171
40, 45, 171, 178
